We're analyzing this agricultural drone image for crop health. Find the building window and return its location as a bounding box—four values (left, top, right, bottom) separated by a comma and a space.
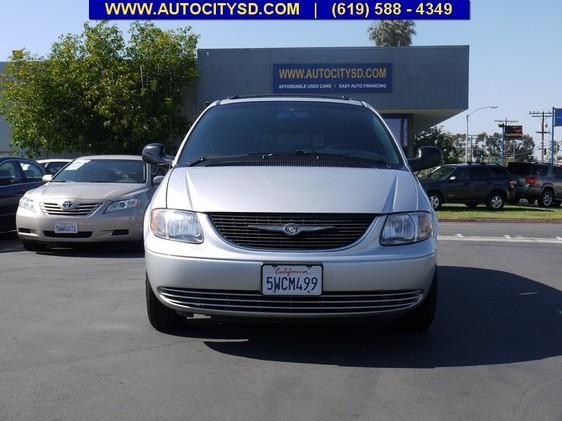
383, 115, 409, 148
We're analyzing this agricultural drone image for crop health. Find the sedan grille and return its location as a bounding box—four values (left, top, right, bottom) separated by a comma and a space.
40, 202, 102, 217
158, 288, 423, 315
208, 213, 376, 250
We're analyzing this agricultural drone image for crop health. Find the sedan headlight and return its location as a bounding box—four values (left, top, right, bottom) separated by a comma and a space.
19, 195, 37, 212
380, 212, 433, 246
105, 198, 139, 213
150, 209, 203, 243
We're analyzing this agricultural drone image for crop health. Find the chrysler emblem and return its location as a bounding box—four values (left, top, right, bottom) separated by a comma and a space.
62, 201, 74, 209
283, 224, 300, 236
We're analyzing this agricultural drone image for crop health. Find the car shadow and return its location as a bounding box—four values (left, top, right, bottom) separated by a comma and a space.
0, 231, 24, 253
39, 242, 145, 259
170, 266, 562, 368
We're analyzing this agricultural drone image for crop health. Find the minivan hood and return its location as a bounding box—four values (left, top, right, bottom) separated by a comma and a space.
166, 167, 421, 214
30, 182, 147, 201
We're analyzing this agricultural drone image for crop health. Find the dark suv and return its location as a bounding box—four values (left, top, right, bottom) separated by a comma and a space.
506, 163, 562, 207
420, 164, 514, 211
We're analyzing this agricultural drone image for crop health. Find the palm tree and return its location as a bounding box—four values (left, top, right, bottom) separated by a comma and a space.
368, 21, 416, 47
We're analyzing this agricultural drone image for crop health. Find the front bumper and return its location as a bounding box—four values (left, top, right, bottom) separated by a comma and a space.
145, 214, 438, 319
16, 206, 144, 243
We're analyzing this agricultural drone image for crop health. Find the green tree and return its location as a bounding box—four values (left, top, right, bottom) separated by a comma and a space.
367, 20, 416, 47
480, 132, 535, 163
413, 126, 462, 164
0, 22, 198, 156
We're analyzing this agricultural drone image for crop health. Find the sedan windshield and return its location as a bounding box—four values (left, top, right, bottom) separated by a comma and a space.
53, 159, 145, 183
177, 101, 403, 166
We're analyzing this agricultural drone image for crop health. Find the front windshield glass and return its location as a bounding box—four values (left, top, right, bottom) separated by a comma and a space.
426, 166, 455, 180
177, 101, 403, 166
53, 159, 145, 183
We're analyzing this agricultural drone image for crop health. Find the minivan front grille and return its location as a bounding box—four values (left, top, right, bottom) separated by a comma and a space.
158, 288, 423, 315
208, 213, 376, 250
40, 202, 102, 217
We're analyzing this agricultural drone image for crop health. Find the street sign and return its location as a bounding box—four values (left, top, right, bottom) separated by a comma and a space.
554, 108, 562, 127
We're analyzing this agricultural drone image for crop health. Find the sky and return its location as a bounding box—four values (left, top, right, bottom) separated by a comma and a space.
1, 0, 561, 145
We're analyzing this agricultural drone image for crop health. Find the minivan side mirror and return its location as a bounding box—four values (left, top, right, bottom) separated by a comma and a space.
408, 147, 443, 172
42, 174, 53, 182
142, 143, 173, 167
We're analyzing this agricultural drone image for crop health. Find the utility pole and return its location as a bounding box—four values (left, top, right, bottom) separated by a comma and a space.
529, 111, 552, 163
494, 118, 518, 166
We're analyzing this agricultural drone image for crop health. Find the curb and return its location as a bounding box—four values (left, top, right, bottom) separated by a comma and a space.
439, 218, 562, 224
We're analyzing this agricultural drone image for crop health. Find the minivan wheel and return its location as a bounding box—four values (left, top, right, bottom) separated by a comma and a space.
428, 193, 442, 210
22, 240, 48, 252
539, 189, 554, 208
393, 271, 437, 333
146, 275, 185, 333
486, 192, 505, 210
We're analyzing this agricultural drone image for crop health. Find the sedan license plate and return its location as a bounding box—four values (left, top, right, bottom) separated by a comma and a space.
262, 264, 322, 296
54, 222, 78, 234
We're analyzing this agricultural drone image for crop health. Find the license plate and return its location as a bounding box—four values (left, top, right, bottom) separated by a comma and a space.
262, 264, 322, 296
54, 222, 78, 234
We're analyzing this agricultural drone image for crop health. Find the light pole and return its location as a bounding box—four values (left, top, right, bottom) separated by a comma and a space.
465, 106, 499, 163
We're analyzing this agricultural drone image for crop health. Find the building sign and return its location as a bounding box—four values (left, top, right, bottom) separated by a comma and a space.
504, 125, 523, 139
273, 63, 392, 94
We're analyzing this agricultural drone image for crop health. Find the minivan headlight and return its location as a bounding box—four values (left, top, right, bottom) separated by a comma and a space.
19, 195, 37, 212
150, 209, 203, 243
380, 212, 433, 246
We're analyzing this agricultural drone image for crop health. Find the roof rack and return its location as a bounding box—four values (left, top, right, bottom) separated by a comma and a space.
226, 94, 352, 101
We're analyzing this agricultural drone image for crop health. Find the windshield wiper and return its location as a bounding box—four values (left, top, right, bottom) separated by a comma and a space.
293, 149, 390, 165
186, 153, 268, 167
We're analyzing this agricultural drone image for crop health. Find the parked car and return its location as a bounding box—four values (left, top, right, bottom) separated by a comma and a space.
37, 159, 72, 175
420, 163, 515, 211
16, 155, 161, 250
0, 157, 46, 232
506, 162, 562, 207
141, 96, 443, 334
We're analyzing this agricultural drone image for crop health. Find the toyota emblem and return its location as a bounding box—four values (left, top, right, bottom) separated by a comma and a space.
62, 201, 73, 209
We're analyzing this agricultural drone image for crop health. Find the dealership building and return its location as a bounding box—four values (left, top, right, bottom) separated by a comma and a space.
0, 45, 469, 157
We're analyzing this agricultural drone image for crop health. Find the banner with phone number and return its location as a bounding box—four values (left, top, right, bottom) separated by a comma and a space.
90, 0, 471, 20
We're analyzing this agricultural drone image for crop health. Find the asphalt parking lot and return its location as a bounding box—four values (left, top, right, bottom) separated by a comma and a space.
1, 223, 562, 421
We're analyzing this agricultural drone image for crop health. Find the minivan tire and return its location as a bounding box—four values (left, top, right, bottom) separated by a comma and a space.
428, 192, 442, 211
486, 192, 505, 211
22, 240, 48, 252
393, 271, 437, 333
539, 189, 554, 208
146, 275, 185, 333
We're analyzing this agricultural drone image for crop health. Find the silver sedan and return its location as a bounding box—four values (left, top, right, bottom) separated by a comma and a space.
16, 155, 162, 251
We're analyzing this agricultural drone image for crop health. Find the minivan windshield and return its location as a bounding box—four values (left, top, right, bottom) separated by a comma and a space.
53, 159, 145, 183
177, 101, 403, 167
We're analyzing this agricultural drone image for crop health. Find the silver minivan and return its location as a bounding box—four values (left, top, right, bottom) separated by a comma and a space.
142, 96, 442, 333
